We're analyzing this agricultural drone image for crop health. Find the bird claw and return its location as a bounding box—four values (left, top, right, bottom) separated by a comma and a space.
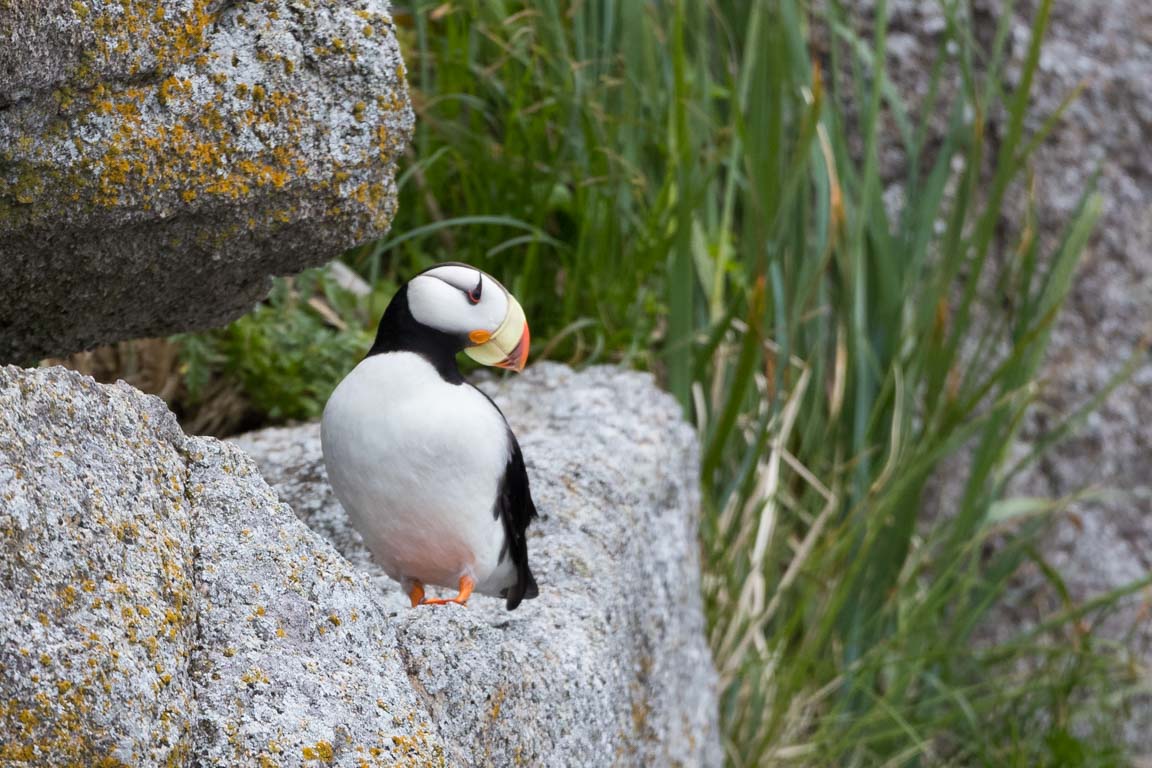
406, 581, 425, 608
413, 575, 475, 607
418, 596, 467, 606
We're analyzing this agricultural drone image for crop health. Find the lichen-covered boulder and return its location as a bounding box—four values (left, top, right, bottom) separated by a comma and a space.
188, 437, 447, 767
0, 363, 721, 766
0, 368, 198, 765
0, 366, 445, 766
0, 0, 413, 362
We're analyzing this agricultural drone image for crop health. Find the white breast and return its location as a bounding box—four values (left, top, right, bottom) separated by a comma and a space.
320, 352, 516, 595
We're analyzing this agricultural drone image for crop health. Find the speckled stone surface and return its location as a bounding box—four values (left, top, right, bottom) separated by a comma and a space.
186, 439, 445, 767
234, 363, 722, 768
1, 363, 720, 766
0, 0, 413, 362
0, 368, 197, 765
0, 365, 444, 766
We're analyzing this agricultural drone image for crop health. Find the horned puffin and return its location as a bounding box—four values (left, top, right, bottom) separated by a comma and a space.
320, 263, 539, 610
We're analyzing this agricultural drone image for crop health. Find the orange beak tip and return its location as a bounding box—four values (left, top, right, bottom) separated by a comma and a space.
497, 323, 530, 373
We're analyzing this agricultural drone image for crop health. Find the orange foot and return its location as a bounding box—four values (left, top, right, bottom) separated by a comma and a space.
419, 575, 475, 607
407, 581, 426, 608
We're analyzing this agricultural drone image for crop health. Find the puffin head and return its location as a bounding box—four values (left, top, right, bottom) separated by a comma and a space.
372, 262, 530, 373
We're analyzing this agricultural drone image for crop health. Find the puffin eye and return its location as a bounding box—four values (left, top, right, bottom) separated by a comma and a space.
465, 273, 483, 305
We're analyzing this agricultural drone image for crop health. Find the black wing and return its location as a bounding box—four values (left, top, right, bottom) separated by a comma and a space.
496, 429, 539, 610
468, 382, 540, 610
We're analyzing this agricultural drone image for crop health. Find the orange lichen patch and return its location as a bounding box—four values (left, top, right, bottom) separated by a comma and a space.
60, 68, 313, 211
58, 584, 78, 607
240, 667, 270, 685
489, 688, 505, 719
1, 0, 413, 247
157, 76, 191, 106
86, 0, 218, 75
302, 740, 335, 762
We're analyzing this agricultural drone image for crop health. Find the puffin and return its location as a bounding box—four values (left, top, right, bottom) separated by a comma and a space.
320, 263, 539, 610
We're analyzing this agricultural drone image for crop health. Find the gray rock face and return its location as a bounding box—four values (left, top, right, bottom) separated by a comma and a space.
1006, 0, 1151, 631
186, 439, 445, 768
0, 0, 413, 363
0, 367, 197, 765
0, 365, 443, 766
0, 363, 720, 766
1013, 4, 1152, 747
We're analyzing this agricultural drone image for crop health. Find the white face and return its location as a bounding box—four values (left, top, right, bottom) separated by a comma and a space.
407, 264, 511, 337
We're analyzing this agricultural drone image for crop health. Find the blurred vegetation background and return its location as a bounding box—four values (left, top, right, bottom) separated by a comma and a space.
54, 0, 1149, 765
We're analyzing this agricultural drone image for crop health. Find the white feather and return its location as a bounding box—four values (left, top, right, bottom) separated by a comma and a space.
320, 352, 516, 595
406, 267, 509, 337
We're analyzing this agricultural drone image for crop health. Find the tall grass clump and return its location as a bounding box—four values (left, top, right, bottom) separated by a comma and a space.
181, 0, 1146, 763
372, 1, 1145, 764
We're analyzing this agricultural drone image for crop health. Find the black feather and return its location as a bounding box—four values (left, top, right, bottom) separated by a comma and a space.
496, 430, 539, 610
463, 381, 540, 612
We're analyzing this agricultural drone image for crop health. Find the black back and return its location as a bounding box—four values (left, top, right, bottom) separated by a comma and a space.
366, 284, 466, 384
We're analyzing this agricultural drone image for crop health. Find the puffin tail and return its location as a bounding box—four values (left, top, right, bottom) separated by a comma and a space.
504, 566, 539, 611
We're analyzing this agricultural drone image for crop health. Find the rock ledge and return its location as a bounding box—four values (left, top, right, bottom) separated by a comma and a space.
0, 363, 720, 767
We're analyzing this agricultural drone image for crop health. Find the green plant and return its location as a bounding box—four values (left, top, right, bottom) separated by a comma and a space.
177, 269, 390, 425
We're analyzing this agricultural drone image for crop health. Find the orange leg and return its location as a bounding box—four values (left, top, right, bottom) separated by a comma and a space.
419, 575, 475, 607
407, 581, 425, 608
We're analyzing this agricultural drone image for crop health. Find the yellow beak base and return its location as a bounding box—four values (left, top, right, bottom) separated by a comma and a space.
464, 295, 530, 372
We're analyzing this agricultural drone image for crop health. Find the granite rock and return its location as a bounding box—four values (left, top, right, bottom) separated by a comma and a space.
1, 363, 720, 766
0, 367, 197, 765
0, 365, 445, 766
0, 0, 413, 362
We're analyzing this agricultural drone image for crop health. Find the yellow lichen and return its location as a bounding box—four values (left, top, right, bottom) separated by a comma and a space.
302, 741, 335, 762
1, 0, 410, 248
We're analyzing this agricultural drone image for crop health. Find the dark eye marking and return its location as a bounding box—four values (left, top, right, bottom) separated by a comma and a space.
465, 272, 483, 305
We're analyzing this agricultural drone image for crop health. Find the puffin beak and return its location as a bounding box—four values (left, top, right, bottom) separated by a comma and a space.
463, 294, 530, 373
